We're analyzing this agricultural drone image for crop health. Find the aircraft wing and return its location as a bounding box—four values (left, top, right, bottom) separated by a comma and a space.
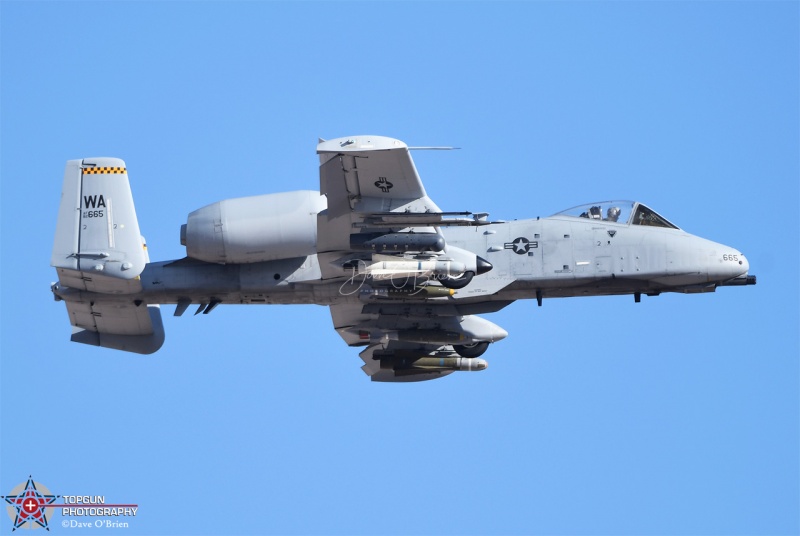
329, 302, 510, 382
318, 136, 511, 381
316, 135, 485, 279
318, 136, 437, 216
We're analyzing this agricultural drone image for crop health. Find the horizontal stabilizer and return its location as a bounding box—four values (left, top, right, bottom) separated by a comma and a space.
66, 301, 164, 355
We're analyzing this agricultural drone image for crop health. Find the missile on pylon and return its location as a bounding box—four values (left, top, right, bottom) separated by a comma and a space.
413, 357, 488, 371
381, 356, 488, 376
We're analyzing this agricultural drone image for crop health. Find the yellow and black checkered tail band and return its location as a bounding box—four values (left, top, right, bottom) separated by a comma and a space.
82, 167, 127, 175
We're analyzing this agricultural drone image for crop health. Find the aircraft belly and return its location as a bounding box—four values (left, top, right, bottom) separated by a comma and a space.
133, 256, 324, 306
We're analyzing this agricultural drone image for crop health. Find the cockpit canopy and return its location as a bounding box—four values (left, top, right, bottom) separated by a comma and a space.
553, 201, 679, 229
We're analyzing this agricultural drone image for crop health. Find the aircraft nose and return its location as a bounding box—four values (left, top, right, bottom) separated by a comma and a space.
739, 253, 750, 274
709, 245, 749, 282
712, 248, 757, 288
665, 234, 754, 288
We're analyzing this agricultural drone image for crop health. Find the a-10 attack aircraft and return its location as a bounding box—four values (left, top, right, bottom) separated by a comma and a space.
51, 135, 756, 382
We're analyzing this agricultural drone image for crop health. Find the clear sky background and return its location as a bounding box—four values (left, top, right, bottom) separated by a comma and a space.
1, 2, 798, 535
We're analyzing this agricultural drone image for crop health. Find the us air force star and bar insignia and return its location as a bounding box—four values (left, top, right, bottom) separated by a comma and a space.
374, 177, 394, 192
504, 237, 538, 255
2, 476, 59, 531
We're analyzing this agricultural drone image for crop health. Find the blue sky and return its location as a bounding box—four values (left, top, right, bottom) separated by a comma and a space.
1, 2, 798, 535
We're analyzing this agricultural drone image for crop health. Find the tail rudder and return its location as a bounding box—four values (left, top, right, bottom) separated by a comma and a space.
52, 158, 148, 292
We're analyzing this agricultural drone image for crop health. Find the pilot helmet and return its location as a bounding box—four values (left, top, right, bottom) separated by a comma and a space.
607, 207, 621, 221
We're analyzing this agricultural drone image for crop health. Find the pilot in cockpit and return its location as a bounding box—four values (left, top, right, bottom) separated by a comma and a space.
606, 206, 621, 222
579, 206, 603, 219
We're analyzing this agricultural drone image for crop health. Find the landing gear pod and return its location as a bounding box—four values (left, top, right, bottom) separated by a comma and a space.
453, 341, 490, 358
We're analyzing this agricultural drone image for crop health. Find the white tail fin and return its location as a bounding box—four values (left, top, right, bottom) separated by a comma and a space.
52, 158, 149, 292
52, 158, 164, 354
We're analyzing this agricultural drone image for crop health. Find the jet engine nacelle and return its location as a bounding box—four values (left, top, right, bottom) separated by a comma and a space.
181, 190, 326, 264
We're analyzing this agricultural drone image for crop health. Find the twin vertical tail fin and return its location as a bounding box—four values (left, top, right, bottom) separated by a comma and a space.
51, 159, 164, 354
52, 159, 147, 283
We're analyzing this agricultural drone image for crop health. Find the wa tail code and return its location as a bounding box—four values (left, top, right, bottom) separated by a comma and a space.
83, 195, 106, 208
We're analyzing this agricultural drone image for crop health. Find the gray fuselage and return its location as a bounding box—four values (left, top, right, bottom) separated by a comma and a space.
130, 213, 749, 313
